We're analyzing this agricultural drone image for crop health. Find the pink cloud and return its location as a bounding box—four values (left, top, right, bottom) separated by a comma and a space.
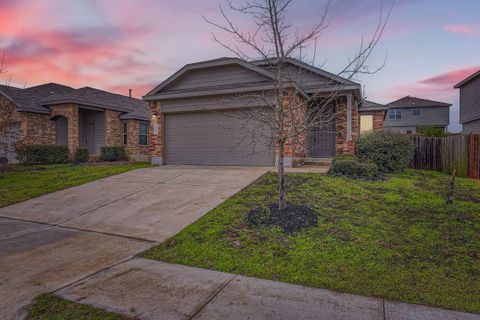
443, 23, 479, 35
419, 66, 480, 86
376, 66, 480, 102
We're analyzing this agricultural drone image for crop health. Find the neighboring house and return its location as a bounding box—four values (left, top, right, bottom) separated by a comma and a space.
383, 96, 451, 134
144, 57, 366, 167
358, 100, 388, 133
0, 83, 150, 162
454, 69, 480, 133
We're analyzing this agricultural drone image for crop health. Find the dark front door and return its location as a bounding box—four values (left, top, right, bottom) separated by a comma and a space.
86, 122, 95, 154
307, 119, 336, 157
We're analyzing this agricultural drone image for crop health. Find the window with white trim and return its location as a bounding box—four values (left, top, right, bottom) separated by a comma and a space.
412, 108, 421, 117
123, 123, 128, 145
139, 123, 148, 146
389, 109, 402, 120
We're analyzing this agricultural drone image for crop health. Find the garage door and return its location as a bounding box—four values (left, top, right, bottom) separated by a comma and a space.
165, 110, 274, 166
0, 122, 20, 163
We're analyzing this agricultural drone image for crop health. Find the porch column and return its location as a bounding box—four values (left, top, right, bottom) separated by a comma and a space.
150, 101, 163, 165
346, 94, 352, 141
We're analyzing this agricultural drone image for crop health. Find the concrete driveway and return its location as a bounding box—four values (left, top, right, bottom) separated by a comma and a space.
0, 166, 267, 319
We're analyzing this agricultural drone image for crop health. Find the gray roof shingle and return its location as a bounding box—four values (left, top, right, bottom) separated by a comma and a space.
387, 96, 451, 109
0, 83, 148, 121
359, 100, 388, 111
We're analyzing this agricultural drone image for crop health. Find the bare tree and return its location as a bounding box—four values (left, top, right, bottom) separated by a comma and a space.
204, 0, 394, 210
0, 51, 22, 175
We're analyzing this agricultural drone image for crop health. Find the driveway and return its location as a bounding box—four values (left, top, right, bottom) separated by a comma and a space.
0, 166, 267, 319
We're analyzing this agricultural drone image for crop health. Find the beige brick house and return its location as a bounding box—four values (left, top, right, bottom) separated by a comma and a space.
0, 83, 150, 162
144, 57, 385, 167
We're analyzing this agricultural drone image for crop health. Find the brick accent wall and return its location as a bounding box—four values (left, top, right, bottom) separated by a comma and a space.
105, 110, 122, 147
122, 119, 150, 161
335, 97, 359, 154
373, 110, 385, 131
149, 101, 163, 164
282, 93, 307, 166
51, 104, 79, 157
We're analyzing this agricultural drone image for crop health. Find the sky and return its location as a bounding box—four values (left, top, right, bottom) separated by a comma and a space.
0, 0, 479, 132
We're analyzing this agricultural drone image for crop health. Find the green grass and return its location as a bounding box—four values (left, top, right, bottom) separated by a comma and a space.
0, 162, 150, 208
27, 294, 133, 320
141, 170, 480, 313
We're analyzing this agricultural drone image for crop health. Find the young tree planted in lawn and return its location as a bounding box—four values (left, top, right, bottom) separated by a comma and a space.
204, 0, 394, 210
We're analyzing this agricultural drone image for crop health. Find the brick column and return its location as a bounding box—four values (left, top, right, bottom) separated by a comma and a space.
149, 101, 163, 165
105, 110, 122, 146
277, 93, 306, 167
373, 110, 386, 131
51, 104, 79, 158
335, 96, 359, 154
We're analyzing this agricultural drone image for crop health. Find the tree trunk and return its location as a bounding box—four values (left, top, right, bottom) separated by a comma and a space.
278, 140, 287, 211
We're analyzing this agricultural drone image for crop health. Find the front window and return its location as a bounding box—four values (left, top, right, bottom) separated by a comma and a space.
389, 109, 401, 120
412, 108, 421, 117
139, 123, 148, 146
123, 123, 128, 145
360, 115, 373, 133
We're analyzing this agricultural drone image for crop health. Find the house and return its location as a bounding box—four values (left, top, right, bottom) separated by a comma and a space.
454, 69, 480, 133
144, 57, 367, 167
0, 83, 150, 162
358, 100, 388, 133
383, 96, 451, 134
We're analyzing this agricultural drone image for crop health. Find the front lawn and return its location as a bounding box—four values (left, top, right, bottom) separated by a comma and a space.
27, 294, 132, 320
141, 170, 480, 313
0, 162, 150, 208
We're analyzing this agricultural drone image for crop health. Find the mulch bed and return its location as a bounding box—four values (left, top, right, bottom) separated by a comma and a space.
247, 202, 317, 234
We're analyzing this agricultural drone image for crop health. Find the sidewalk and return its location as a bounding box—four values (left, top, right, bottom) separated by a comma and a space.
56, 258, 479, 320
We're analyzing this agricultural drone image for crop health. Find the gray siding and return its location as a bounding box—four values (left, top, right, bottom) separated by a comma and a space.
79, 109, 105, 155
164, 110, 274, 166
463, 119, 480, 133
161, 93, 276, 113
163, 65, 270, 92
384, 106, 449, 128
459, 76, 480, 124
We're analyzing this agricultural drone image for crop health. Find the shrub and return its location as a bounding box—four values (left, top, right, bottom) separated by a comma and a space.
100, 146, 127, 162
329, 158, 381, 178
358, 130, 414, 173
75, 148, 89, 163
416, 126, 446, 137
15, 144, 69, 165
331, 153, 354, 164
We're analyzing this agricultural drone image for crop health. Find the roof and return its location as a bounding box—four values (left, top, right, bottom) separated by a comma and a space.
0, 83, 75, 113
41, 86, 149, 120
359, 100, 388, 112
387, 96, 452, 109
454, 69, 480, 88
0, 83, 148, 121
144, 57, 361, 101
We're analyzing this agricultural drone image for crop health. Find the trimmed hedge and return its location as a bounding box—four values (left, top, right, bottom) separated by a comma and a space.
358, 130, 414, 173
329, 157, 381, 178
75, 148, 89, 163
16, 144, 69, 165
100, 146, 127, 162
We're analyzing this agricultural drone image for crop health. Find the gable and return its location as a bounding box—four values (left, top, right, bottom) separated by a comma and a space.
159, 64, 272, 94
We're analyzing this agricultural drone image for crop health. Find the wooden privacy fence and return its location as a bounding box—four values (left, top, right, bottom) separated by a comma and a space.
409, 134, 480, 179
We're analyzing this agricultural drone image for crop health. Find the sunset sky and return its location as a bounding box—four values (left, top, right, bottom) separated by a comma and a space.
1, 0, 479, 131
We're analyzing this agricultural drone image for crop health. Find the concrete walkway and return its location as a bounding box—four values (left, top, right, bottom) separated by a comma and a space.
0, 166, 267, 319
57, 258, 479, 320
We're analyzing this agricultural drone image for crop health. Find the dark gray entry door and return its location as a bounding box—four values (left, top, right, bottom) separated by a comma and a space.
307, 120, 336, 157
164, 110, 275, 166
86, 122, 96, 154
